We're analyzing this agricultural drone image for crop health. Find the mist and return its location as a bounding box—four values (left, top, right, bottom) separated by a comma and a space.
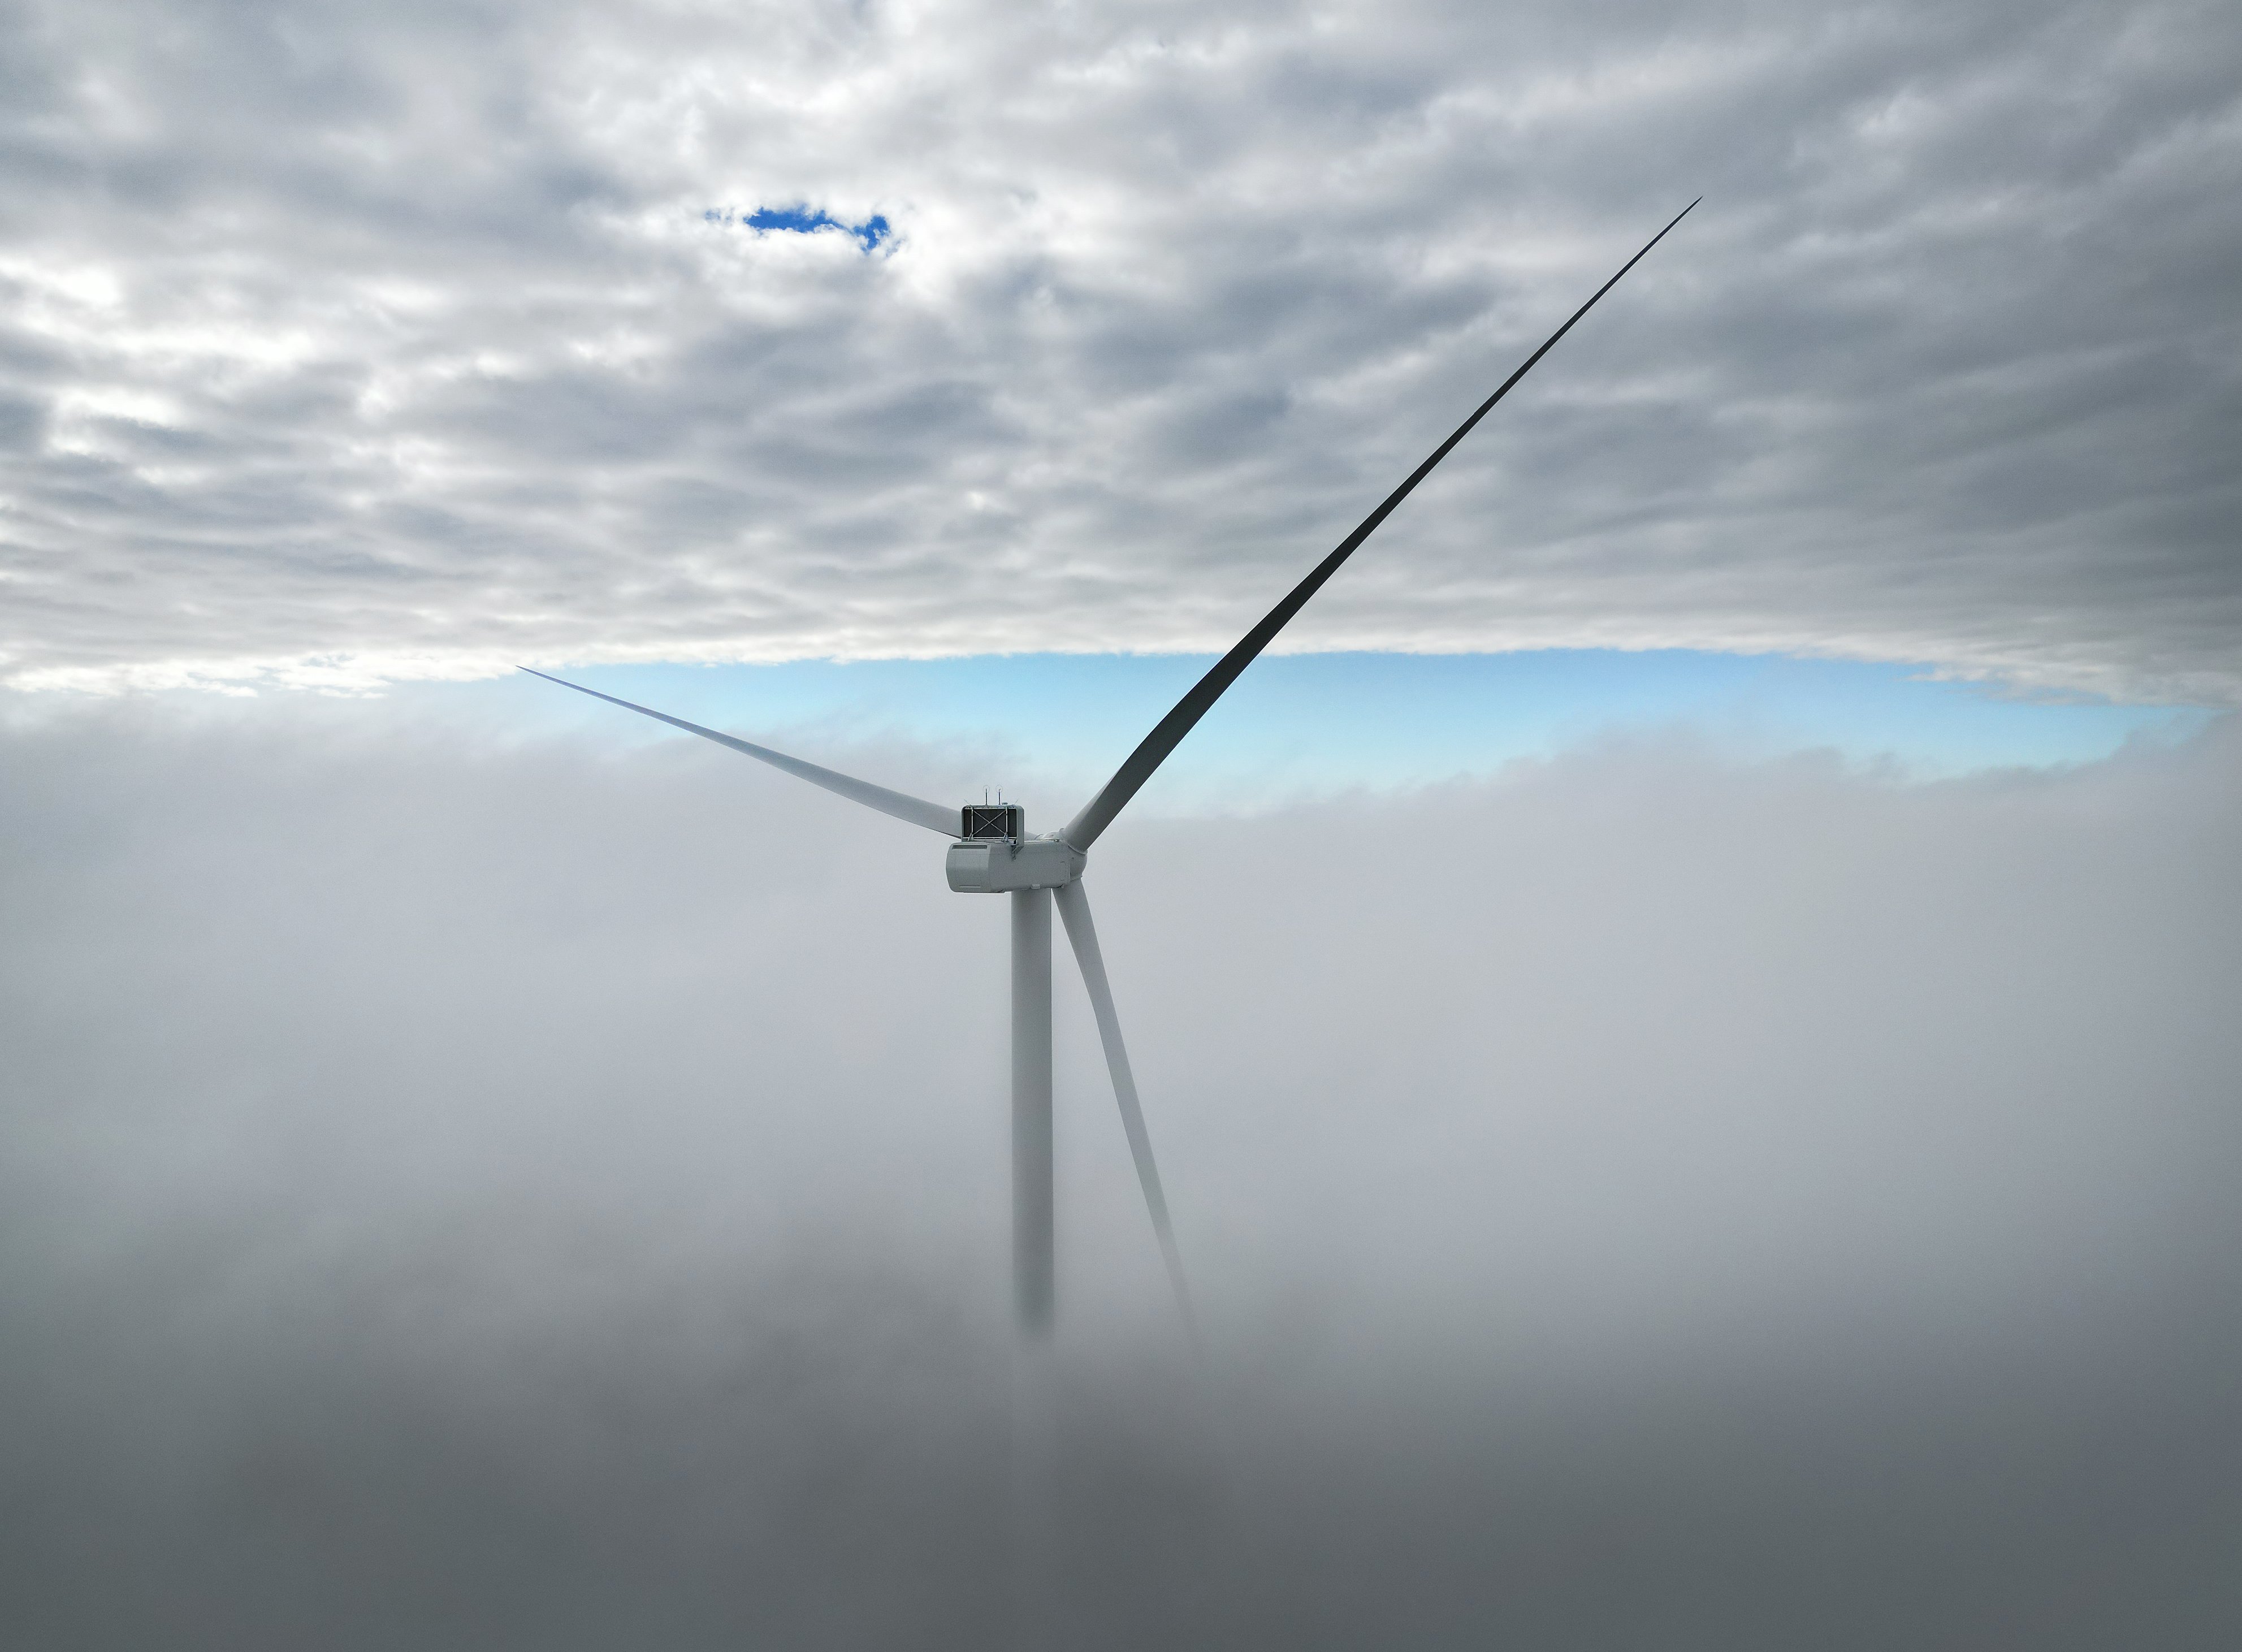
3, 704, 2238, 1647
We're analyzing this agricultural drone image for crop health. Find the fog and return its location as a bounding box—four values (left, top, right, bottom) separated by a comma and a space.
3, 704, 2238, 1647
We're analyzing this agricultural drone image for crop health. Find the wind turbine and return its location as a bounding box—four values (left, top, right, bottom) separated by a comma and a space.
525, 201, 1696, 1344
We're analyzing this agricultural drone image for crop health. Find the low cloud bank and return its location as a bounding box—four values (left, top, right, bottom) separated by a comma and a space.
3, 707, 2237, 1647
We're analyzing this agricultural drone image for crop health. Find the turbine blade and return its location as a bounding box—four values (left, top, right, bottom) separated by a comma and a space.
1061, 198, 1700, 851
520, 668, 959, 836
1053, 879, 1200, 1347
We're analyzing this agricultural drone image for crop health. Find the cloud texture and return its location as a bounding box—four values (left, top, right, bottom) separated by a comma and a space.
3, 705, 2238, 1645
2, 0, 2238, 698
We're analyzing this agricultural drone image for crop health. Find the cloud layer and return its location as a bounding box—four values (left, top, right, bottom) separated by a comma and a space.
2, 0, 2238, 699
3, 705, 2238, 1645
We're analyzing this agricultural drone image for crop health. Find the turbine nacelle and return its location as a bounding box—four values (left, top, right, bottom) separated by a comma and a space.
945, 812, 1084, 892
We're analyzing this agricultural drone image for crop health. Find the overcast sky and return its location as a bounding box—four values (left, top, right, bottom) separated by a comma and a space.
3, 0, 2237, 699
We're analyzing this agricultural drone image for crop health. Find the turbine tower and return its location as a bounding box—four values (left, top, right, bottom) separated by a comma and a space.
526, 201, 1695, 1343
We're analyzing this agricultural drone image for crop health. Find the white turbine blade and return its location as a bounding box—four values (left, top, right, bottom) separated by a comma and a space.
1053, 879, 1200, 1346
520, 668, 958, 836
1059, 198, 1700, 853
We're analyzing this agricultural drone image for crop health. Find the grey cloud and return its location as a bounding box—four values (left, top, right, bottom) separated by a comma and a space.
2, 0, 2237, 696
2, 704, 2238, 1645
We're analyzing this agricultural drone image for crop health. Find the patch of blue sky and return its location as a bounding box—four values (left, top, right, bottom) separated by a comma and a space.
471, 649, 2214, 820
706, 204, 890, 251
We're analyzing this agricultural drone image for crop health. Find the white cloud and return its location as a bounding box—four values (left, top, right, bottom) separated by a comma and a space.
2, 704, 2236, 1641
1, 0, 2237, 699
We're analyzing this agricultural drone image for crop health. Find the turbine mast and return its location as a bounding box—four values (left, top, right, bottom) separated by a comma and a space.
1012, 887, 1055, 1337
